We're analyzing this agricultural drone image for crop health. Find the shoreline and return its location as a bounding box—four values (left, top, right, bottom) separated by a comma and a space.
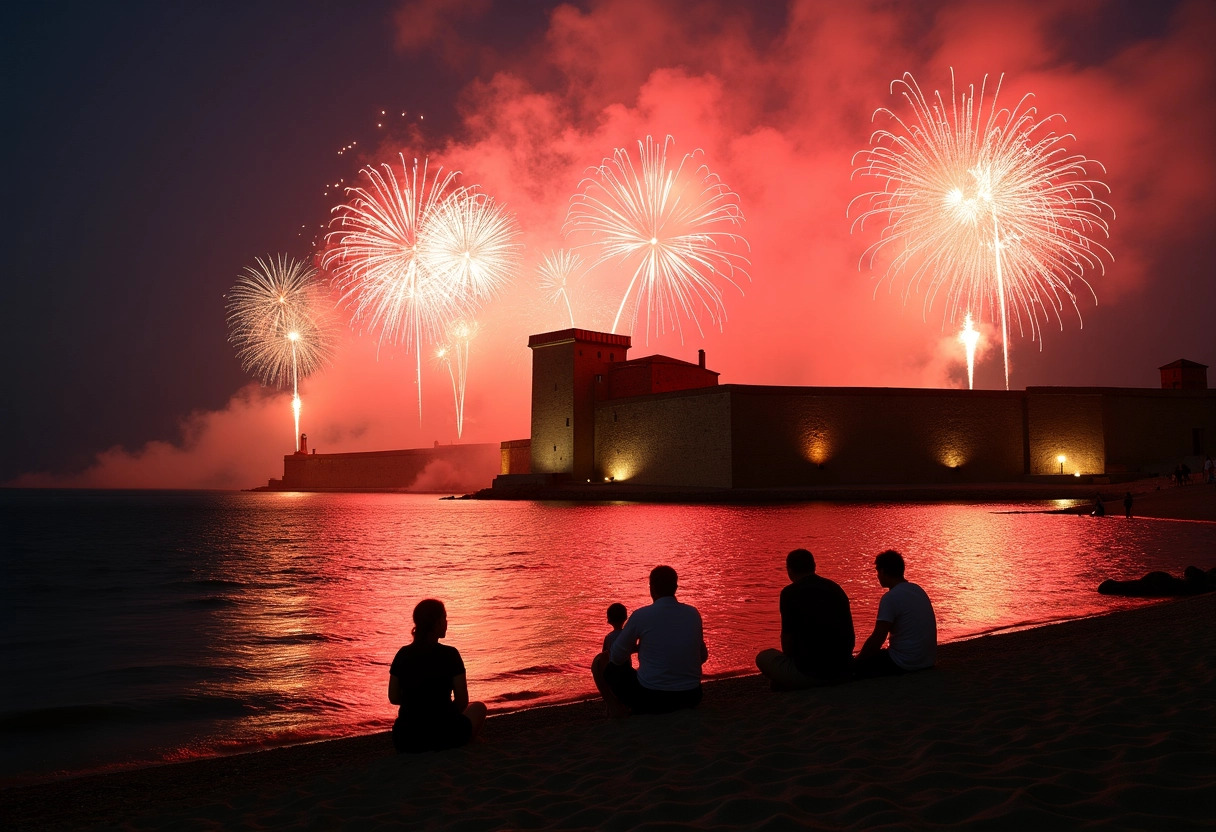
472, 476, 1216, 516
4, 594, 1213, 829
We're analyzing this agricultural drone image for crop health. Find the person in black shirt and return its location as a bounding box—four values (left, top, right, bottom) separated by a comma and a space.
756, 548, 855, 689
389, 599, 487, 752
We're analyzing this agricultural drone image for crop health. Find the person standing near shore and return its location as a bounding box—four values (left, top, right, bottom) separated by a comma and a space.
603, 566, 708, 715
854, 550, 937, 678
756, 548, 854, 689
388, 599, 487, 752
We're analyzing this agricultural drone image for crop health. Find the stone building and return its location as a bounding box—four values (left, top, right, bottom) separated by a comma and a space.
497, 328, 1216, 489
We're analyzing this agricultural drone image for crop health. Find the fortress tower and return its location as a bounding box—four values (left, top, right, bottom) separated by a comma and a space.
527, 328, 630, 480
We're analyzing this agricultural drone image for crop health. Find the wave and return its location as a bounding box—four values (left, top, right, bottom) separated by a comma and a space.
249, 631, 356, 646
185, 595, 239, 608
483, 664, 566, 681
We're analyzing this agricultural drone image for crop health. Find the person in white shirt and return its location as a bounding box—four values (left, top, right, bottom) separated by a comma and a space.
603, 566, 708, 715
854, 549, 937, 678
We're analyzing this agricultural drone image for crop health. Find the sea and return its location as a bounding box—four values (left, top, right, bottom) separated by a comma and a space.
2, 488, 1213, 786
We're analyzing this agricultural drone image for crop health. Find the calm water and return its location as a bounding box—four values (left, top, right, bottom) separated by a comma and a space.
1, 489, 1213, 785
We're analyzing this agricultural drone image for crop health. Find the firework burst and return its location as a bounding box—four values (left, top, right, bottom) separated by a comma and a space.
323, 155, 460, 422
226, 255, 336, 449
538, 249, 583, 328
419, 187, 523, 306
850, 70, 1113, 389
564, 135, 750, 342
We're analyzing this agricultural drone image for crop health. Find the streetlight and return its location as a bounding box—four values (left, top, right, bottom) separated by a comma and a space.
1057, 454, 1066, 475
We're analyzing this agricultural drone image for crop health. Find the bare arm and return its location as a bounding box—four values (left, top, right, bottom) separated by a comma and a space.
452, 673, 470, 712
388, 673, 401, 706
856, 620, 893, 662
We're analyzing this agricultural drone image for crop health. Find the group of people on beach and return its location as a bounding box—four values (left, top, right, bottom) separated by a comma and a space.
388, 549, 936, 753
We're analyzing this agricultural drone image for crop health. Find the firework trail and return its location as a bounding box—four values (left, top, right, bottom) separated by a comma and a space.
226, 255, 337, 450
958, 312, 981, 390
323, 155, 460, 423
564, 135, 750, 342
850, 71, 1113, 390
436, 320, 479, 439
538, 249, 583, 328
419, 187, 522, 306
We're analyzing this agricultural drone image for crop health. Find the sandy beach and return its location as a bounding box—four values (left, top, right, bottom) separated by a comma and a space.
4, 486, 1214, 831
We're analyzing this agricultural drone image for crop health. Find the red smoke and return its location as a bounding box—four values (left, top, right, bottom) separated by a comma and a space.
19, 0, 1213, 489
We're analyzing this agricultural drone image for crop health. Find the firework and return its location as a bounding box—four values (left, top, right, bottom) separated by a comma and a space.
418, 187, 522, 306
226, 255, 336, 450
538, 249, 583, 328
958, 312, 981, 390
436, 320, 479, 439
564, 135, 750, 342
850, 71, 1113, 389
323, 155, 461, 423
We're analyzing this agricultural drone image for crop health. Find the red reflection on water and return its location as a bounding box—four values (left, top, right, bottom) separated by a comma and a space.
181, 494, 1211, 764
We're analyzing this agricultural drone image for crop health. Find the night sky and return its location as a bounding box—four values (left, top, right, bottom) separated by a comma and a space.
5, 0, 1213, 488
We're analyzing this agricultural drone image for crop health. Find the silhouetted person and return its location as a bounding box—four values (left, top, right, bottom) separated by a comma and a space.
854, 550, 937, 678
591, 603, 632, 705
756, 548, 854, 689
389, 599, 487, 752
602, 566, 708, 715
1093, 495, 1105, 517
1124, 491, 1134, 519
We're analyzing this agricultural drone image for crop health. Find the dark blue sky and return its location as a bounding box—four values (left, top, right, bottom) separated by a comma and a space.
2, 1, 554, 480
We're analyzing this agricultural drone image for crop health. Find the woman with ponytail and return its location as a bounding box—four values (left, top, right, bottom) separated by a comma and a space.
388, 599, 487, 752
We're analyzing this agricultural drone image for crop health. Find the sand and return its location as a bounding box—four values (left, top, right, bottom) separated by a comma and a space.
4, 485, 1214, 830
3, 592, 1213, 830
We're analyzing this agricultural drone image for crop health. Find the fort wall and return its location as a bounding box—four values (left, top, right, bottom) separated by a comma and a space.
1102, 388, 1215, 471
595, 388, 732, 487
569, 383, 1215, 488
273, 443, 500, 492
726, 386, 1025, 486
1025, 390, 1106, 476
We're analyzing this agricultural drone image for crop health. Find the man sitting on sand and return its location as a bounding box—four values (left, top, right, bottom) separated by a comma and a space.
603, 565, 708, 715
853, 550, 937, 678
756, 548, 854, 689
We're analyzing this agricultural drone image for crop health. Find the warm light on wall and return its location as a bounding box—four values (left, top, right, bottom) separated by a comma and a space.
803, 434, 832, 466
938, 447, 969, 469
607, 462, 633, 481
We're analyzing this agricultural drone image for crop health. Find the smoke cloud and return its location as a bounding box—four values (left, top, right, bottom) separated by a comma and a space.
19, 0, 1213, 489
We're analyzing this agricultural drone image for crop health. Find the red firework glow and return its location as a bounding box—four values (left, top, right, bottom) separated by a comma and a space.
11, 0, 1214, 489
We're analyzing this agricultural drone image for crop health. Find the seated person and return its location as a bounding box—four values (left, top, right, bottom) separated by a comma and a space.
602, 566, 708, 715
591, 602, 631, 701
853, 550, 937, 678
756, 548, 854, 689
389, 599, 487, 752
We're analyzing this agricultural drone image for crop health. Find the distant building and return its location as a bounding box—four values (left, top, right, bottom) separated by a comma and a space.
265, 443, 499, 492
497, 329, 1216, 489
1159, 359, 1208, 390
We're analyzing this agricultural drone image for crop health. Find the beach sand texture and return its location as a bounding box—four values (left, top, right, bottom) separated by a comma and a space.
5, 592, 1214, 830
